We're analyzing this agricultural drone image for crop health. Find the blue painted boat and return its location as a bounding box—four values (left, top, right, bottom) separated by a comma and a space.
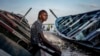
54, 10, 100, 51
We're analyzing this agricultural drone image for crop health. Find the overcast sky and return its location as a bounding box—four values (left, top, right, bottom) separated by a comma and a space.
0, 0, 100, 25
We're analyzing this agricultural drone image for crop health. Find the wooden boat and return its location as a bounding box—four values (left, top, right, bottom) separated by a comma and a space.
55, 10, 100, 52
0, 9, 34, 56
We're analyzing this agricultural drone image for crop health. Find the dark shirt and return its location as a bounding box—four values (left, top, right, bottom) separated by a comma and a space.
31, 19, 43, 45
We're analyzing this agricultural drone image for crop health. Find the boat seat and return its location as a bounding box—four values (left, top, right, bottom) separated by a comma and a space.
0, 33, 32, 56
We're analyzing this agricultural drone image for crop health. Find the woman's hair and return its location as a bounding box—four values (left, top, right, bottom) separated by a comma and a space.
38, 10, 48, 19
